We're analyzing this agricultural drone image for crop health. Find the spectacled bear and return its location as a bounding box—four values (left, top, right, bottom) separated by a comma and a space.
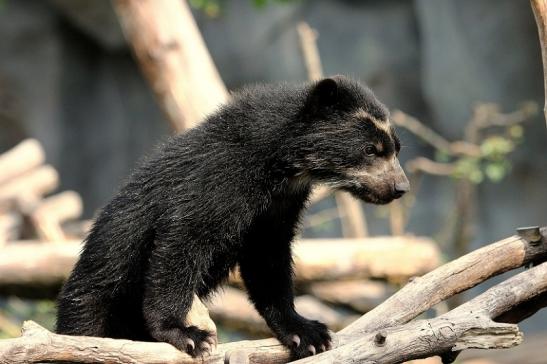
56, 75, 409, 360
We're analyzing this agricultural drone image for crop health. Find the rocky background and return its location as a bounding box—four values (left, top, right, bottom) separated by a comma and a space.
0, 0, 545, 331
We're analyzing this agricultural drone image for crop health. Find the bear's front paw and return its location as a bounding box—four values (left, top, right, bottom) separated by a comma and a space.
277, 317, 332, 360
151, 325, 217, 358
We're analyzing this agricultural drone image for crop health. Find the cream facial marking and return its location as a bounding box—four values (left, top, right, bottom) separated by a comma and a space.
345, 155, 401, 184
353, 108, 391, 134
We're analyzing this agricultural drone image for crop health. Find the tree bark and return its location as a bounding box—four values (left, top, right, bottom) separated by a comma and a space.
0, 236, 440, 297
531, 0, 547, 126
113, 0, 228, 131
0, 228, 544, 364
0, 139, 45, 185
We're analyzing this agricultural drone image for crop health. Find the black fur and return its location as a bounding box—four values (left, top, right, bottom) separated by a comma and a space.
56, 76, 406, 359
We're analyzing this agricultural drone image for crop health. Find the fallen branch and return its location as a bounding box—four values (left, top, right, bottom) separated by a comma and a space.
0, 227, 544, 364
0, 165, 58, 202
30, 191, 83, 242
340, 226, 547, 337
0, 236, 439, 297
0, 139, 44, 185
292, 262, 547, 364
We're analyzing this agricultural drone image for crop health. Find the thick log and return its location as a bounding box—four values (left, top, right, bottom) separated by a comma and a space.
291, 236, 439, 283
339, 227, 547, 338
113, 0, 228, 131
1, 260, 545, 364
0, 236, 440, 297
0, 240, 79, 297
293, 259, 547, 364
0, 228, 545, 363
0, 139, 45, 185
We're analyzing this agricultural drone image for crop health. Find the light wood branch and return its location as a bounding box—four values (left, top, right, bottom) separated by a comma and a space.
531, 0, 547, 126
1, 260, 545, 364
292, 262, 547, 364
339, 227, 547, 338
406, 157, 455, 176
0, 165, 58, 202
0, 227, 544, 364
0, 139, 45, 185
30, 191, 83, 242
0, 236, 439, 297
297, 22, 323, 82
391, 111, 480, 157
113, 0, 228, 131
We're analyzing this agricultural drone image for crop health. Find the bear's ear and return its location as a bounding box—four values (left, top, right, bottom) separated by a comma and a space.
309, 77, 339, 107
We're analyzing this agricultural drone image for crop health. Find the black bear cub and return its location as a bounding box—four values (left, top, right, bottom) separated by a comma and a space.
56, 76, 409, 359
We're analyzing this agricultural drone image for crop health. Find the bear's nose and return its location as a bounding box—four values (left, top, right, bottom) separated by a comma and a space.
393, 181, 410, 197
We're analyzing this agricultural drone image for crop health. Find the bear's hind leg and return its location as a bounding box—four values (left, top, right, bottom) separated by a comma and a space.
142, 239, 216, 357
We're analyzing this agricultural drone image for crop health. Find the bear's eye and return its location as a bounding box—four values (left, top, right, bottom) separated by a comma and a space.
365, 145, 377, 156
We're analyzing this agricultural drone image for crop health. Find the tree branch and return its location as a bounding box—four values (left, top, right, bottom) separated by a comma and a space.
0, 227, 544, 363
531, 0, 547, 126
112, 0, 228, 131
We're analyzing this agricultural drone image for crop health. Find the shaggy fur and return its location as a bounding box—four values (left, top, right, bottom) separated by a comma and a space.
56, 76, 409, 360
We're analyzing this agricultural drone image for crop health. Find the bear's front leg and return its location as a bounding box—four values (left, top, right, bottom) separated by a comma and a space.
239, 241, 332, 359
143, 238, 216, 357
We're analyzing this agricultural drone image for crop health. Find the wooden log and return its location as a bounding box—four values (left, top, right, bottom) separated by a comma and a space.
30, 191, 83, 242
339, 227, 547, 337
0, 240, 79, 297
207, 287, 354, 335
293, 259, 547, 364
0, 236, 440, 297
1, 228, 544, 363
0, 165, 58, 202
113, 0, 228, 131
1, 260, 545, 364
309, 280, 394, 313
291, 236, 440, 283
0, 139, 45, 185
61, 219, 93, 239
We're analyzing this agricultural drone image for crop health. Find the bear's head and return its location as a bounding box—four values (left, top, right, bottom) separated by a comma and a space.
295, 76, 409, 205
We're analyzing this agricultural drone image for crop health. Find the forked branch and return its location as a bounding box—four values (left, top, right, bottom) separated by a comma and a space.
0, 227, 545, 364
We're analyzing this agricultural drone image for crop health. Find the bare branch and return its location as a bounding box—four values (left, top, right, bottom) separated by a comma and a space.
297, 22, 323, 81
531, 0, 547, 126
391, 110, 480, 157
406, 157, 455, 176
0, 228, 544, 364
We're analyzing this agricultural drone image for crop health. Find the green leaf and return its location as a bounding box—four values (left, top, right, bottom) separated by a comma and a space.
485, 163, 507, 182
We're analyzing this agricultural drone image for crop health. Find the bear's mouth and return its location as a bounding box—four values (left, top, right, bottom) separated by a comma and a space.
340, 184, 398, 205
